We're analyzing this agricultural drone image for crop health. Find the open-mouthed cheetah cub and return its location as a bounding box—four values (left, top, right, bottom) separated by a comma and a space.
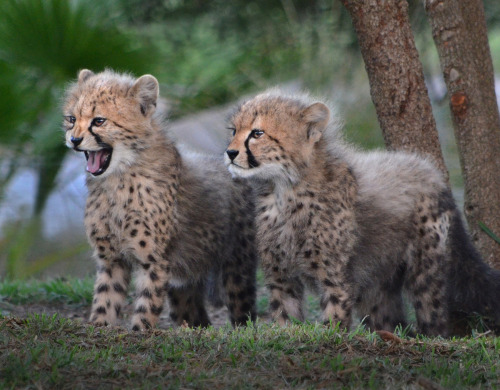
224, 90, 500, 337
63, 69, 257, 330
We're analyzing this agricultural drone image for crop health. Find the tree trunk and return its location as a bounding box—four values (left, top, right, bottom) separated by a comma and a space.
425, 0, 500, 268
340, 0, 449, 182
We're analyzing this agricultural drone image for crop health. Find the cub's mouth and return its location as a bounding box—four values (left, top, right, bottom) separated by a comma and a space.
83, 147, 113, 176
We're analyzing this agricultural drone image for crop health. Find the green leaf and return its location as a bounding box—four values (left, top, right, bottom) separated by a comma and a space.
478, 222, 500, 245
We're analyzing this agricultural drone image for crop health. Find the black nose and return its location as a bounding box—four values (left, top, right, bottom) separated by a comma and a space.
71, 136, 83, 146
226, 149, 239, 161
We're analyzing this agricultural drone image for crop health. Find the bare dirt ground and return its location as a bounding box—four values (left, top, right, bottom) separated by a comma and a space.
0, 301, 237, 329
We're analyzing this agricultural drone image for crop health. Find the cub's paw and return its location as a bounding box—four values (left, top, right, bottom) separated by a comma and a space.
89, 316, 110, 327
131, 317, 153, 332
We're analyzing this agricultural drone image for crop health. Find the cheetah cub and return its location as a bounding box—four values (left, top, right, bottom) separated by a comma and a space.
63, 70, 257, 330
225, 91, 500, 336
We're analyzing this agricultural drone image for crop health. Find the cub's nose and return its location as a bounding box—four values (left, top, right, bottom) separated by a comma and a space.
226, 149, 239, 161
71, 136, 83, 147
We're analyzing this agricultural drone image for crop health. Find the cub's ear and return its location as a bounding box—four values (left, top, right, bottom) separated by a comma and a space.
302, 102, 330, 143
78, 69, 94, 84
129, 74, 159, 116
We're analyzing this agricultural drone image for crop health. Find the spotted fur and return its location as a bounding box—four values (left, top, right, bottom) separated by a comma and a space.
63, 69, 257, 330
225, 90, 500, 336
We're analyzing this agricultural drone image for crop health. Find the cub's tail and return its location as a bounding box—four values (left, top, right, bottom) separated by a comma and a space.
448, 209, 500, 329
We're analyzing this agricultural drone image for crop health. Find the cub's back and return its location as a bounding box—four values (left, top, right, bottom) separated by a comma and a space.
349, 150, 447, 218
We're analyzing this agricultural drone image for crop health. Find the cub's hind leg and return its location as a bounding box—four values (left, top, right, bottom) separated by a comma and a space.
223, 241, 258, 326
267, 275, 305, 325
166, 284, 211, 327
405, 206, 452, 337
357, 264, 408, 332
223, 191, 258, 326
357, 288, 407, 333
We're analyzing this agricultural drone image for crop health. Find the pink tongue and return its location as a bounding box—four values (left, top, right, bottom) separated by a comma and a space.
86, 150, 106, 174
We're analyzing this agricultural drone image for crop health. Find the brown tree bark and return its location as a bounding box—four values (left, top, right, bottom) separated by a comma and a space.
340, 0, 449, 182
425, 0, 500, 268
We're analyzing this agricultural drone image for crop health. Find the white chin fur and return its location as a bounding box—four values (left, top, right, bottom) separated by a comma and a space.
109, 144, 137, 175
228, 162, 297, 183
227, 164, 257, 179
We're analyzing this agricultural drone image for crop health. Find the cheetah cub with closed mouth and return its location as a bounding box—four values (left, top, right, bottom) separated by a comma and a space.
63, 69, 257, 331
225, 90, 500, 337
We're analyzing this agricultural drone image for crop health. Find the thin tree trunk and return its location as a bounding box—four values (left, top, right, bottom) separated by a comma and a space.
340, 0, 449, 182
425, 0, 500, 268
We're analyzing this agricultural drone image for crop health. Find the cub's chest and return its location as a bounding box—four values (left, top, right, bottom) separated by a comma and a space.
85, 175, 175, 235
256, 188, 313, 237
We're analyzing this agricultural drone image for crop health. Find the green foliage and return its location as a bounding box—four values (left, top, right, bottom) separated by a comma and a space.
138, 1, 360, 115
0, 0, 155, 81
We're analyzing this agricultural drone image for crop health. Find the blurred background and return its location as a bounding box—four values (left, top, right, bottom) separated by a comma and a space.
1, 0, 500, 280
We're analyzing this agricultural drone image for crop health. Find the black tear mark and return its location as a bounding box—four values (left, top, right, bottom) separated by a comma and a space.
88, 125, 103, 145
244, 133, 260, 168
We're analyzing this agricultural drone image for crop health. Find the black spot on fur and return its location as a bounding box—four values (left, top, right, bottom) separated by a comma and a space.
323, 279, 334, 287
270, 299, 280, 310
96, 284, 109, 293
96, 306, 106, 314
135, 305, 147, 314
113, 283, 126, 295
141, 318, 152, 328
150, 304, 163, 316
147, 254, 157, 263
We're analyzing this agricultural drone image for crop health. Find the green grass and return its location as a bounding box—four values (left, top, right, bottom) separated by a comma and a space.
1, 314, 499, 389
1, 278, 500, 388
0, 277, 93, 306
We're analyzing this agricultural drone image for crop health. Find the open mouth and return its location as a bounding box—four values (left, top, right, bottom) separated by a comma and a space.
83, 148, 113, 176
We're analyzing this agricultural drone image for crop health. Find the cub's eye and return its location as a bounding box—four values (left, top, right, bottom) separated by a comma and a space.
92, 117, 106, 127
64, 115, 76, 130
228, 127, 236, 136
251, 129, 264, 139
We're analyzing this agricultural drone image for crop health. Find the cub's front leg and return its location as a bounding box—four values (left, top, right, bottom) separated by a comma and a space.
314, 246, 355, 330
88, 244, 131, 327
261, 251, 305, 325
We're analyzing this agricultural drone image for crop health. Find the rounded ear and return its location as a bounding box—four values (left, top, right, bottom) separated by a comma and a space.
128, 74, 159, 116
78, 69, 94, 84
302, 102, 330, 143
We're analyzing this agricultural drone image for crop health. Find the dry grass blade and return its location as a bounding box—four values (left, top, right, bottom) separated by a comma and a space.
375, 330, 403, 344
